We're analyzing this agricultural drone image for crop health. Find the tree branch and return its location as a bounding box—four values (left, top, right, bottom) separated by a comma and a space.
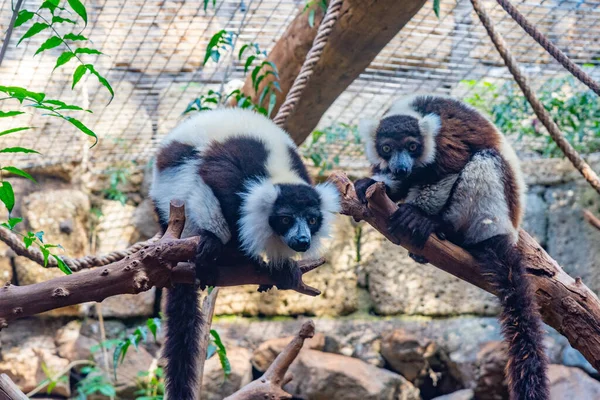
583, 209, 600, 231
225, 320, 315, 400
329, 171, 600, 372
0, 201, 325, 329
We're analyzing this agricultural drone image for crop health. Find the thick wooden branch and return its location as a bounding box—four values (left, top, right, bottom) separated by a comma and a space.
583, 209, 600, 231
225, 320, 315, 400
0, 201, 325, 328
240, 0, 427, 144
329, 171, 600, 372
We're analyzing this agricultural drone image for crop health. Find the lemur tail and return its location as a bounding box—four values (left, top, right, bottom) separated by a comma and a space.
469, 234, 549, 400
164, 284, 203, 400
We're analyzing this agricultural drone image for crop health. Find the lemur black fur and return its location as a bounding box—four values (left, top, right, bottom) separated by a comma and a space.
355, 95, 548, 400
150, 108, 339, 400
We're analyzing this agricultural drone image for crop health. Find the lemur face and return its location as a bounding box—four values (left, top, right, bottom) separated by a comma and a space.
376, 115, 426, 179
269, 184, 323, 252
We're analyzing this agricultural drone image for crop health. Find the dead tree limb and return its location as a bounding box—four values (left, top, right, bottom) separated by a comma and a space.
239, 0, 428, 145
225, 320, 315, 400
0, 374, 27, 400
329, 171, 600, 372
583, 209, 600, 231
0, 201, 325, 328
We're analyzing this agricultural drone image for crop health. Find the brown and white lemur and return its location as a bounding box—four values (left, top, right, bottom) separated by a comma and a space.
355, 95, 548, 400
150, 108, 340, 400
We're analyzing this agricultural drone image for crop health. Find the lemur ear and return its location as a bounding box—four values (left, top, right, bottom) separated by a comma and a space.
358, 118, 379, 141
359, 118, 382, 165
315, 182, 341, 214
418, 113, 442, 138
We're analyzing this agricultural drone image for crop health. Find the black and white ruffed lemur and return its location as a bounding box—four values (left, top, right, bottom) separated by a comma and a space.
150, 108, 340, 400
355, 95, 548, 400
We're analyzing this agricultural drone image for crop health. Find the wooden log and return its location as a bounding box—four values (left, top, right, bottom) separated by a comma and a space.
240, 0, 428, 144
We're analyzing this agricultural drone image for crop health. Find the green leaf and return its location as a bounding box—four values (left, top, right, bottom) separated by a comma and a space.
54, 51, 76, 70
2, 166, 36, 182
35, 231, 45, 242
39, 0, 60, 13
53, 254, 72, 275
1, 217, 22, 230
203, 30, 227, 65
146, 318, 161, 340
210, 330, 231, 377
63, 33, 88, 41
244, 55, 256, 73
0, 182, 15, 213
85, 64, 114, 103
14, 10, 35, 28
17, 23, 50, 46
67, 0, 88, 26
40, 246, 50, 266
63, 116, 98, 146
433, 0, 441, 18
35, 36, 63, 55
74, 47, 103, 55
267, 91, 277, 118
72, 64, 87, 89
52, 15, 77, 24
46, 380, 57, 394
0, 147, 40, 154
0, 111, 24, 118
238, 44, 250, 60
308, 9, 315, 28
0, 86, 46, 103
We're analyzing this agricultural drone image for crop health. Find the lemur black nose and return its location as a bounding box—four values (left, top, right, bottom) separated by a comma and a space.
290, 237, 310, 252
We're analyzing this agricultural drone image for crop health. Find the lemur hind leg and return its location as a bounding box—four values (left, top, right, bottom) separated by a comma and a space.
388, 203, 438, 249
195, 230, 224, 291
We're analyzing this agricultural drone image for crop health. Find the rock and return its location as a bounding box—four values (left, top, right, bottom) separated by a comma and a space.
561, 346, 598, 377
55, 321, 98, 363
473, 341, 509, 400
215, 215, 358, 316
202, 346, 252, 400
94, 289, 156, 318
15, 188, 91, 316
132, 198, 161, 242
0, 242, 13, 285
545, 184, 600, 294
548, 364, 600, 399
522, 192, 548, 247
0, 320, 71, 397
362, 222, 499, 316
432, 389, 474, 400
380, 329, 463, 398
251, 333, 326, 372
284, 349, 421, 400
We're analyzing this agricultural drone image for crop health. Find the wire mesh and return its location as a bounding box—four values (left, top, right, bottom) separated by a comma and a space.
0, 0, 598, 176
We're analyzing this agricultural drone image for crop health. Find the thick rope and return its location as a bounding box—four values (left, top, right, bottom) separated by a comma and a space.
272, 0, 344, 128
1, 225, 160, 271
495, 0, 600, 97
470, 0, 600, 195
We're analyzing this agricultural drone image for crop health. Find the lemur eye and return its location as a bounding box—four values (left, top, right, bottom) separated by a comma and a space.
281, 217, 291, 225
408, 143, 418, 152
382, 145, 391, 153
308, 217, 317, 225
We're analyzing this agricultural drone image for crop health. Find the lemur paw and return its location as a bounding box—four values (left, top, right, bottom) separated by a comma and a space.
354, 178, 377, 204
195, 231, 223, 290
388, 204, 437, 249
270, 259, 302, 290
409, 252, 429, 264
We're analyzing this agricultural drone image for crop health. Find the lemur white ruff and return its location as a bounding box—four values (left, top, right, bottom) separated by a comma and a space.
150, 108, 339, 400
355, 95, 548, 400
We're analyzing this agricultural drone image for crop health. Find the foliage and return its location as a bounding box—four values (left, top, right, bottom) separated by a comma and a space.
102, 163, 132, 205
433, 0, 441, 18
208, 329, 231, 378
461, 75, 600, 157
136, 367, 165, 400
302, 0, 327, 28
1, 0, 113, 274
111, 318, 161, 378
300, 122, 362, 175
185, 34, 281, 117
38, 361, 69, 395
76, 365, 117, 399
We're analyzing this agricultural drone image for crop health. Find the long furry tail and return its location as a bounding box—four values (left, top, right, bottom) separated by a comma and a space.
164, 284, 202, 400
469, 234, 549, 400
